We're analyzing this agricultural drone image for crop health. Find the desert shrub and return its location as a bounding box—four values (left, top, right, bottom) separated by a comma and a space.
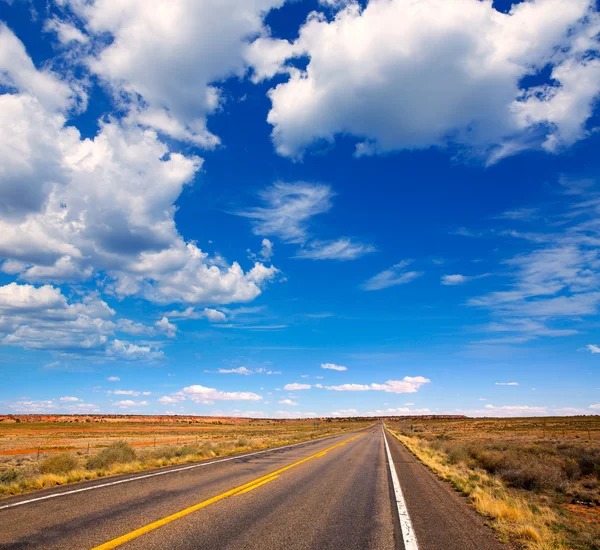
0, 469, 19, 483
447, 445, 469, 466
86, 441, 135, 470
40, 453, 78, 474
235, 437, 251, 448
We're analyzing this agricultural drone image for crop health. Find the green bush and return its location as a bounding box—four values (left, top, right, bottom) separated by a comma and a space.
86, 441, 136, 470
0, 469, 19, 483
40, 453, 78, 474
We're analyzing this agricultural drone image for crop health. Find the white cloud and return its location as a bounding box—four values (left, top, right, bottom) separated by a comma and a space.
368, 407, 432, 416
326, 376, 430, 394
107, 376, 120, 382
361, 261, 422, 291
155, 317, 177, 338
251, 0, 600, 161
164, 307, 228, 323
216, 367, 280, 375
0, 24, 78, 113
278, 398, 298, 406
217, 367, 254, 375
71, 0, 285, 147
590, 403, 600, 410
107, 390, 142, 396
7, 400, 57, 413
321, 363, 347, 371
331, 408, 358, 416
114, 399, 148, 408
238, 182, 333, 244
483, 404, 548, 416
107, 340, 164, 361
442, 274, 472, 286
237, 182, 373, 260
583, 344, 600, 354
495, 382, 519, 386
295, 238, 375, 260
274, 410, 317, 418
284, 383, 311, 390
43, 17, 89, 45
59, 396, 81, 402
159, 384, 263, 406
0, 282, 122, 353
0, 29, 278, 310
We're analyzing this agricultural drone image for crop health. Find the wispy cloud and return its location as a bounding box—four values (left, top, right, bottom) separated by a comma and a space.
295, 238, 376, 260
212, 367, 281, 375
237, 182, 375, 261
495, 382, 519, 386
237, 182, 333, 244
362, 261, 423, 291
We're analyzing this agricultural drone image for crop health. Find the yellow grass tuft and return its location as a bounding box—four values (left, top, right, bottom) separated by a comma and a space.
388, 429, 565, 550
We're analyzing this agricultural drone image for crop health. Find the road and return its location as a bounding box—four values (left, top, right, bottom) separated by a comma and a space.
0, 425, 508, 550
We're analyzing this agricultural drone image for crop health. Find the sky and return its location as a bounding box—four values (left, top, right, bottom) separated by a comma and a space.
1, 0, 600, 419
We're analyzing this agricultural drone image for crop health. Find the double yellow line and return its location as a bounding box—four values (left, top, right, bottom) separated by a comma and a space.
91, 433, 364, 549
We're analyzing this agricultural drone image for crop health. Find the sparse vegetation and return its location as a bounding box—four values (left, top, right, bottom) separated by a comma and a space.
40, 453, 78, 475
387, 416, 600, 550
0, 417, 370, 498
85, 441, 136, 470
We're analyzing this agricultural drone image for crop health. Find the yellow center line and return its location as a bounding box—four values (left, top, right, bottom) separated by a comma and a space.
233, 474, 279, 496
90, 432, 365, 550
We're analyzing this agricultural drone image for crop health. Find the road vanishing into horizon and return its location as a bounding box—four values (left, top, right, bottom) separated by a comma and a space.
0, 425, 508, 550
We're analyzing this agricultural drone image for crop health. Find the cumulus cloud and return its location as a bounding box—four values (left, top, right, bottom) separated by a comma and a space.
278, 398, 298, 406
326, 376, 430, 393
582, 344, 600, 354
155, 317, 177, 338
67, 0, 285, 147
321, 363, 347, 371
249, 0, 600, 161
0, 282, 116, 353
59, 396, 81, 402
159, 384, 263, 406
361, 261, 422, 291
106, 376, 120, 382
107, 340, 164, 361
284, 383, 311, 390
164, 307, 228, 323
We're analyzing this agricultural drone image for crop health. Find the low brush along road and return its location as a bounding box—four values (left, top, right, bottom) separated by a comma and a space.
0, 424, 508, 550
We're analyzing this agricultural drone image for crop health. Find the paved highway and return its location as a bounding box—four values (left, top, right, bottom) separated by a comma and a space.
0, 425, 507, 549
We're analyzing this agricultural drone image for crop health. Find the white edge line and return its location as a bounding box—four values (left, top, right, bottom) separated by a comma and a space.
0, 432, 347, 511
383, 427, 419, 550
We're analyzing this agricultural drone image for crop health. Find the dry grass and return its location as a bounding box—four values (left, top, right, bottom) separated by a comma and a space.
0, 418, 369, 498
387, 417, 600, 550
388, 429, 561, 549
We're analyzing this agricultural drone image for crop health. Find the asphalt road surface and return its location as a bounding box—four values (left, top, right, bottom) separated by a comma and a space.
0, 425, 508, 550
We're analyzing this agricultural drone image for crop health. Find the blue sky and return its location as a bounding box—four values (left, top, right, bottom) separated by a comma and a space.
1, 0, 600, 418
